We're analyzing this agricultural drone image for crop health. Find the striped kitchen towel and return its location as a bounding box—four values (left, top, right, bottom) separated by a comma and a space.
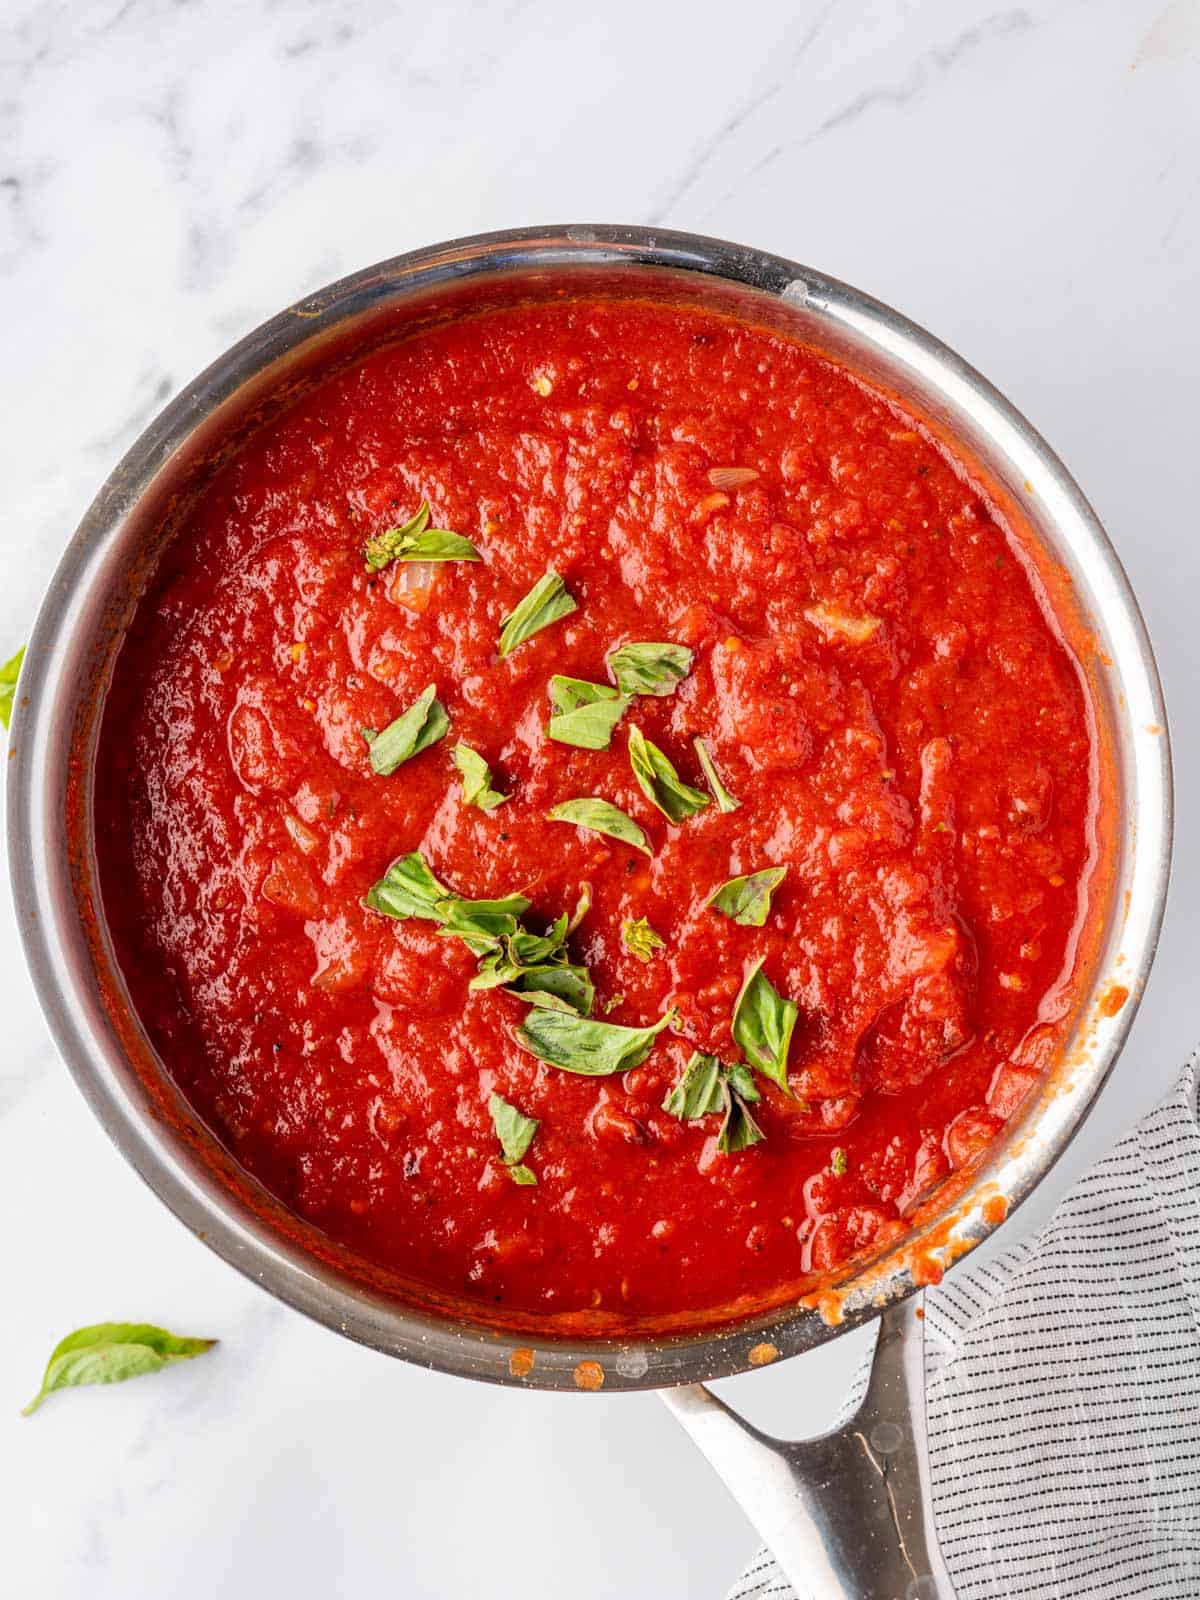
730, 1059, 1200, 1599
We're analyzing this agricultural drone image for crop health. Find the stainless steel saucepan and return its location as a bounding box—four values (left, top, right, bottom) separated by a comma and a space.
8, 227, 1171, 1599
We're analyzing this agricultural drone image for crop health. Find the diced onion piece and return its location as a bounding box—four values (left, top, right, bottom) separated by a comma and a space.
261, 859, 321, 919
283, 812, 320, 855
708, 466, 760, 490
803, 604, 882, 644
389, 560, 438, 613
691, 491, 730, 523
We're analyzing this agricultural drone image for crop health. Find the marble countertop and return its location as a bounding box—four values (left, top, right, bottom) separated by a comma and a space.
3, 1, 1198, 1595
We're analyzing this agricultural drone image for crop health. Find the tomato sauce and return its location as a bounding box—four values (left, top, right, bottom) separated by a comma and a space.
93, 299, 1103, 1326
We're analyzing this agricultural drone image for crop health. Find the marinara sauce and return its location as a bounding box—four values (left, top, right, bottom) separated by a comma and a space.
93, 300, 1103, 1325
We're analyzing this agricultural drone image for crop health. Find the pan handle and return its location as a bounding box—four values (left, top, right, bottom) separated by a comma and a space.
660, 1294, 953, 1599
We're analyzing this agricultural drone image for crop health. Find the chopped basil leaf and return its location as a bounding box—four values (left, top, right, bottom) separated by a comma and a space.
726, 1063, 761, 1105
507, 915, 569, 967
452, 742, 509, 811
364, 852, 530, 945
732, 957, 798, 1093
508, 962, 595, 1016
693, 737, 740, 812
515, 1007, 675, 1076
662, 1052, 766, 1155
547, 797, 651, 857
608, 641, 693, 697
662, 1052, 724, 1119
719, 1091, 766, 1154
364, 501, 480, 572
0, 644, 25, 731
362, 684, 449, 775
497, 570, 577, 657
364, 852, 595, 1015
489, 1091, 539, 1164
439, 895, 530, 948
363, 850, 451, 920
547, 676, 630, 749
831, 1147, 848, 1177
622, 916, 665, 963
22, 1323, 216, 1416
627, 726, 710, 823
602, 993, 625, 1014
507, 1163, 538, 1186
568, 884, 592, 933
708, 866, 788, 927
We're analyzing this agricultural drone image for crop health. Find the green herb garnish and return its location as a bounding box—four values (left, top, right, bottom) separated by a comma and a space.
0, 644, 25, 731
489, 1092, 539, 1186
662, 1052, 724, 1119
622, 916, 665, 962
627, 726, 710, 823
452, 742, 509, 811
693, 737, 740, 812
365, 852, 593, 1012
546, 676, 630, 750
364, 501, 480, 572
498, 570, 577, 657
831, 1147, 848, 1177
363, 850, 451, 920
515, 1007, 675, 1076
708, 866, 788, 927
608, 641, 693, 698
22, 1323, 216, 1416
662, 1052, 765, 1155
547, 797, 651, 857
731, 957, 798, 1093
362, 684, 449, 775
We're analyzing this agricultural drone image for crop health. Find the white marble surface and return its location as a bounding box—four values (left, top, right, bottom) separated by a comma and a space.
2, 1, 1198, 1595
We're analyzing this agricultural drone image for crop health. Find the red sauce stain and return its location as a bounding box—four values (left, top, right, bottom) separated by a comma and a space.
912, 1256, 945, 1288
983, 1194, 1010, 1226
89, 299, 1105, 1327
508, 1347, 535, 1379
573, 1360, 605, 1392
1099, 984, 1130, 1018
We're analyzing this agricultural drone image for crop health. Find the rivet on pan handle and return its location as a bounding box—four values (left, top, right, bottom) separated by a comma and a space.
661, 1293, 953, 1600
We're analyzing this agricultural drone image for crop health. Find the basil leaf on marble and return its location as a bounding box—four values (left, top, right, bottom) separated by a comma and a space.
452, 742, 509, 812
22, 1323, 216, 1416
364, 501, 480, 572
693, 737, 740, 813
497, 570, 577, 657
622, 917, 665, 963
362, 684, 449, 775
0, 644, 25, 731
547, 798, 651, 857
708, 866, 788, 927
627, 726, 710, 823
546, 676, 629, 750
732, 958, 798, 1093
515, 1007, 675, 1076
608, 641, 693, 697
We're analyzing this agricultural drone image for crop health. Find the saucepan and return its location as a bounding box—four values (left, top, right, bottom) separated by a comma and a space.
8, 227, 1171, 1598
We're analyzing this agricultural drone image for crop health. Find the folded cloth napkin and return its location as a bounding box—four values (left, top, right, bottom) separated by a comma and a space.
731, 1059, 1200, 1599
